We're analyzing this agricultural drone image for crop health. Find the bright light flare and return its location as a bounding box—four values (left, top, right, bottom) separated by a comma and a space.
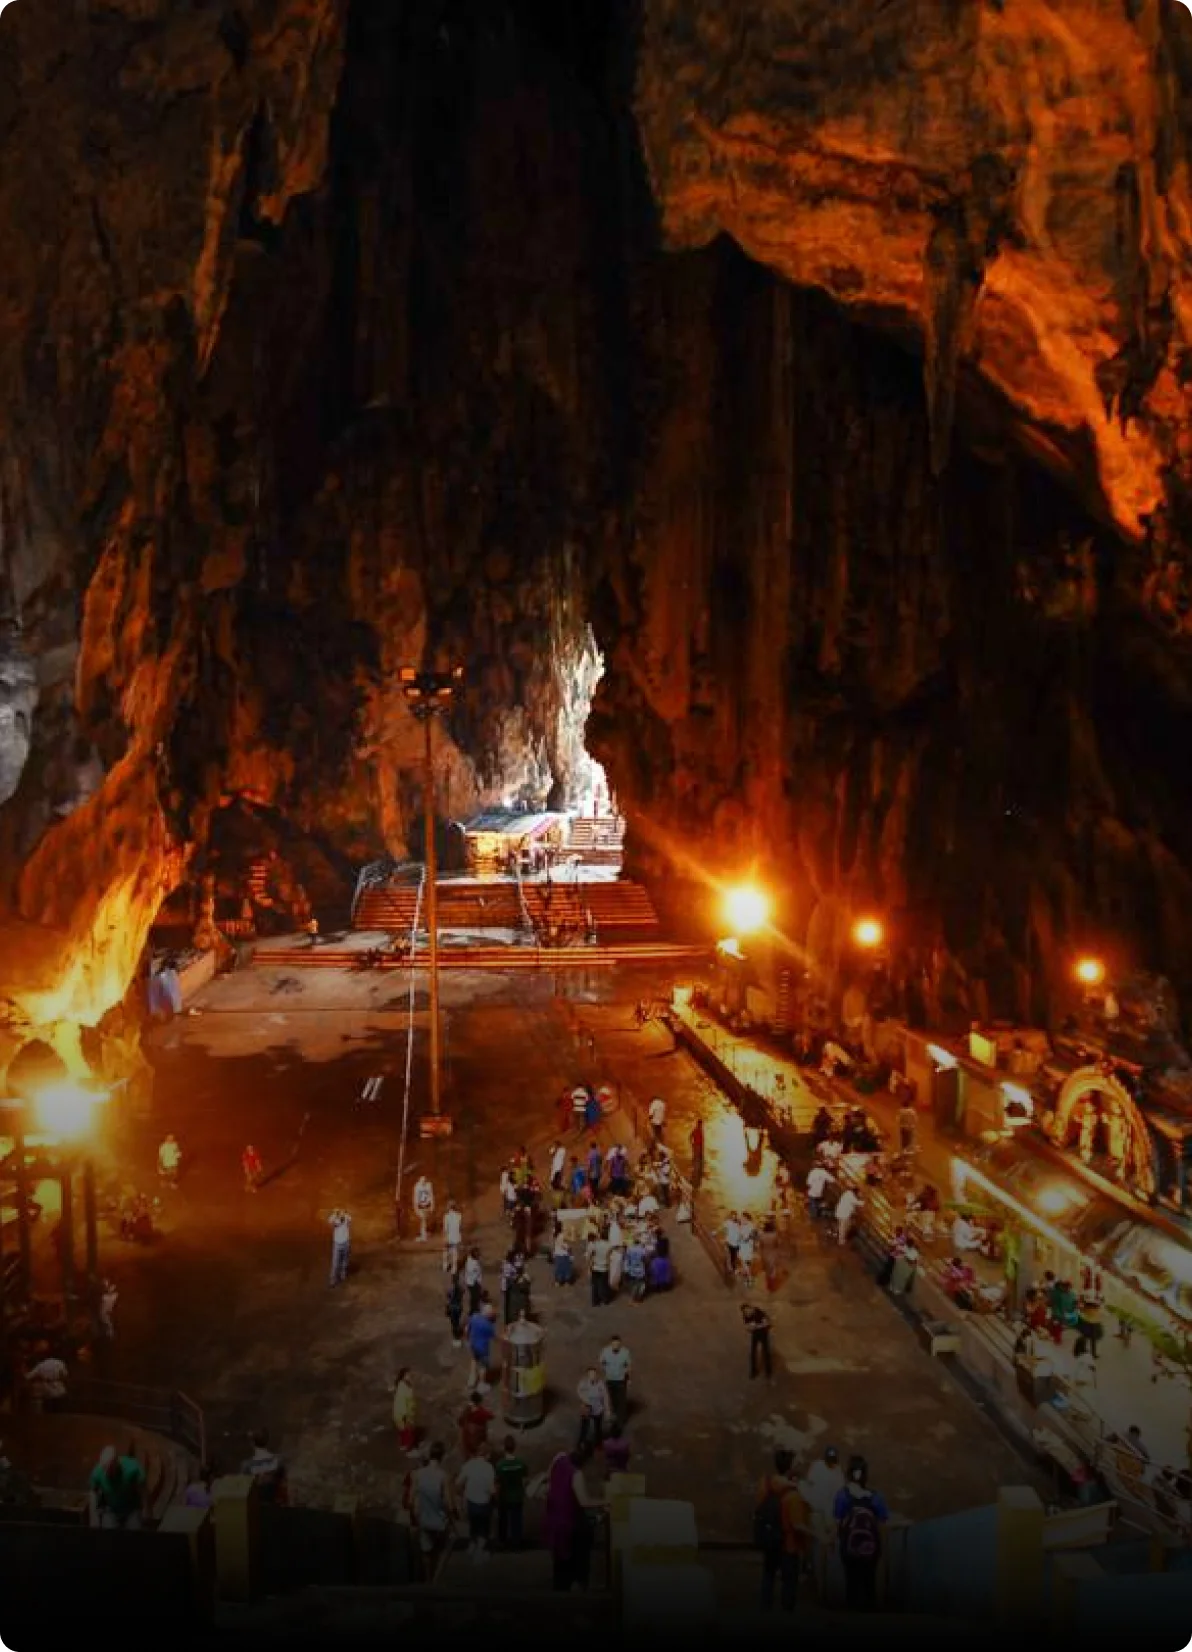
1036, 1183, 1084, 1216
34, 1082, 107, 1140
1074, 956, 1106, 988
852, 917, 884, 949
722, 884, 769, 936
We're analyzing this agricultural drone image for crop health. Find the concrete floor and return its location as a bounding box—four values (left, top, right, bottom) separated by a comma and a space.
71, 961, 1041, 1541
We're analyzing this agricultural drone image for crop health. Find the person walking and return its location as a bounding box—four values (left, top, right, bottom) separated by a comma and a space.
442, 1200, 463, 1271
466, 1303, 498, 1392
157, 1134, 181, 1187
552, 1229, 575, 1286
587, 1228, 612, 1307
801, 1441, 845, 1592
833, 1454, 889, 1610
599, 1335, 631, 1433
392, 1368, 418, 1454
576, 1367, 611, 1449
806, 1161, 830, 1220
586, 1140, 604, 1202
722, 1212, 742, 1278
457, 1440, 495, 1563
608, 1144, 630, 1198
412, 1442, 455, 1580
753, 1447, 812, 1612
413, 1175, 434, 1242
327, 1207, 352, 1287
445, 1268, 465, 1347
834, 1185, 861, 1245
897, 1100, 917, 1155
647, 1095, 666, 1145
624, 1237, 647, 1303
458, 1390, 495, 1458
463, 1247, 484, 1314
737, 1214, 757, 1288
495, 1435, 528, 1549
549, 1140, 567, 1192
98, 1279, 118, 1340
742, 1303, 773, 1380
543, 1444, 607, 1592
241, 1144, 262, 1193
607, 1212, 626, 1293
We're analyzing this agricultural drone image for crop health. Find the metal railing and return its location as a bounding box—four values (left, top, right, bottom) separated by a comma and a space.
49, 1378, 206, 1463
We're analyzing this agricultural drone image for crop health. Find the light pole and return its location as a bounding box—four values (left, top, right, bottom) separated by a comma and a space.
400, 665, 463, 1136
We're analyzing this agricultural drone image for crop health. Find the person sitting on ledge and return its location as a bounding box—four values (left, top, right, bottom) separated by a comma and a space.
951, 1213, 984, 1254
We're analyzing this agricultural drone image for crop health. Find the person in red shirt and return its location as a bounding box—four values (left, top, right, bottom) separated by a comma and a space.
458, 1391, 494, 1458
756, 1448, 813, 1611
242, 1145, 263, 1193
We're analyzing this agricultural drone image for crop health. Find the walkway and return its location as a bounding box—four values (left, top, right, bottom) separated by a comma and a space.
661, 997, 1191, 1476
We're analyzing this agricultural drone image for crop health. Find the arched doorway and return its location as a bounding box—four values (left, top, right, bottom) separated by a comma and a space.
1046, 1065, 1157, 1202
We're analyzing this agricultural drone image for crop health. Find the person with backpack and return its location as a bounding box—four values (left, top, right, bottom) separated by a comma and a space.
753, 1447, 812, 1611
833, 1454, 889, 1609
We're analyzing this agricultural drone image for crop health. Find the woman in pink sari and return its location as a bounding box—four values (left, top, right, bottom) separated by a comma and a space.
542, 1444, 605, 1590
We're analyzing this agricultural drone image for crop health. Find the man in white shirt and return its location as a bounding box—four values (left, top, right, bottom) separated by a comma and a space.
637, 1190, 659, 1218
806, 1162, 831, 1219
834, 1187, 861, 1246
599, 1336, 632, 1433
25, 1350, 68, 1412
952, 1214, 983, 1254
800, 1443, 844, 1520
647, 1096, 666, 1144
328, 1208, 352, 1286
549, 1140, 567, 1191
800, 1443, 845, 1591
587, 1233, 613, 1306
576, 1368, 612, 1447
722, 1213, 742, 1275
819, 1137, 843, 1165
413, 1175, 435, 1241
441, 1200, 464, 1270
456, 1441, 496, 1563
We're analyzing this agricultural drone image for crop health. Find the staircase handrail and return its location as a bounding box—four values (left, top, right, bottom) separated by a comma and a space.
46, 1376, 206, 1463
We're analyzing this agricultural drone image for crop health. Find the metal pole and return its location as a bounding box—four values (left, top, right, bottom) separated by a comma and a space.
83, 1157, 100, 1333
424, 711, 442, 1117
59, 1165, 76, 1309
13, 1127, 32, 1301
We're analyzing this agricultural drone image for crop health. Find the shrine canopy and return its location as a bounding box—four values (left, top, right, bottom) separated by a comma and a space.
462, 810, 560, 840
461, 811, 566, 871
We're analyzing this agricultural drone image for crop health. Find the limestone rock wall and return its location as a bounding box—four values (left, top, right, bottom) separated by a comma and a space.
0, 0, 1190, 1047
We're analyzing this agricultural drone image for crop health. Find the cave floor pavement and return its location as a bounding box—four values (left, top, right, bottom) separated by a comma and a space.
69, 963, 1048, 1565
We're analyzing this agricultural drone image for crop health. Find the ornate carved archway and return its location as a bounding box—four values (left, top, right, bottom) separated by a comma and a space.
1047, 1065, 1156, 1201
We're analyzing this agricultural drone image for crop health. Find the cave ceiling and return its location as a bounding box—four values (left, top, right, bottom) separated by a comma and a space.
0, 0, 1189, 1042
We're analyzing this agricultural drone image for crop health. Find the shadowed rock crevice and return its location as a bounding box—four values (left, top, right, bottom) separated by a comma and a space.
0, 0, 1189, 1047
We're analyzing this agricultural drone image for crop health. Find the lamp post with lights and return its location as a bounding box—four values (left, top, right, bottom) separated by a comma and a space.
399, 666, 464, 1134
1, 1081, 108, 1335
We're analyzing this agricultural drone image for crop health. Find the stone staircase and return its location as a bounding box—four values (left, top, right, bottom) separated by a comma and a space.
353, 878, 659, 940
2, 1413, 197, 1524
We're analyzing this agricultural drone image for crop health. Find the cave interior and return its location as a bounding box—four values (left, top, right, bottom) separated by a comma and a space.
0, 0, 1187, 1077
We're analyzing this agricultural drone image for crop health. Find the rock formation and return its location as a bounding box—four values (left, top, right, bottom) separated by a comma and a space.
0, 0, 1189, 1073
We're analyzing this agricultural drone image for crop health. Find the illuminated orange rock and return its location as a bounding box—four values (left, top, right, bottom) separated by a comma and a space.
636, 0, 1192, 537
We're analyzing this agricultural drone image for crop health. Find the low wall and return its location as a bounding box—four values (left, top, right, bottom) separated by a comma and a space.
0, 1521, 196, 1638
177, 950, 216, 1004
